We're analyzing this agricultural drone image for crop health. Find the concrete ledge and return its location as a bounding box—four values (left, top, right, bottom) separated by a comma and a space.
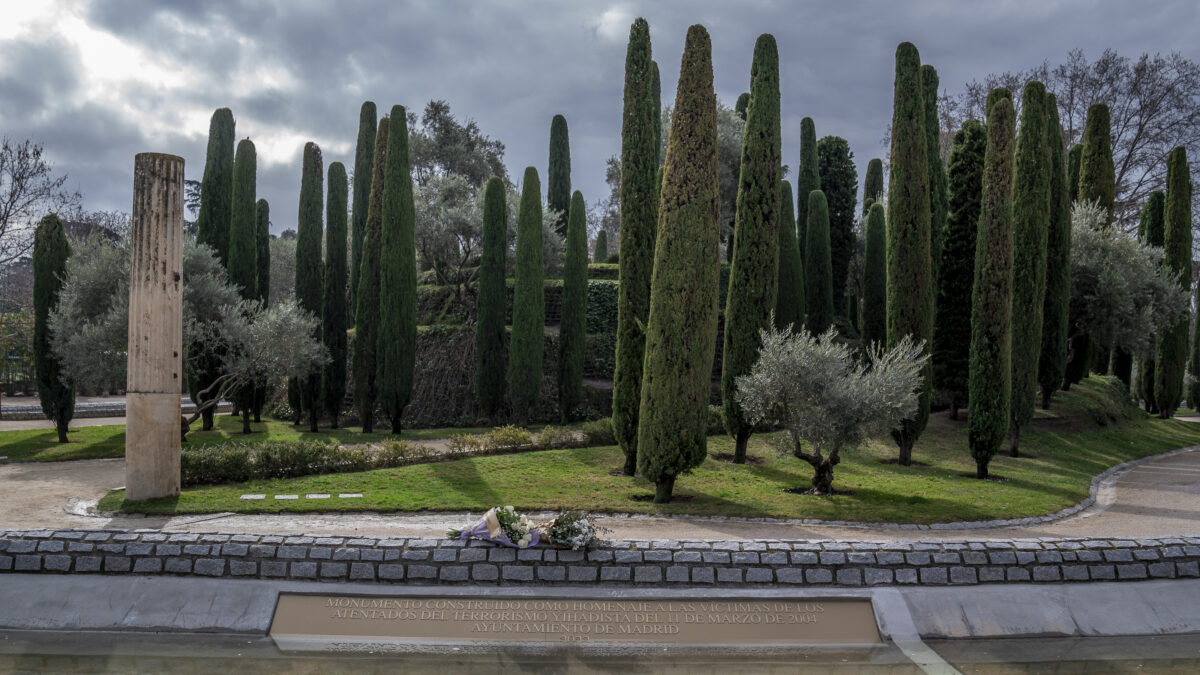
2, 529, 1199, 588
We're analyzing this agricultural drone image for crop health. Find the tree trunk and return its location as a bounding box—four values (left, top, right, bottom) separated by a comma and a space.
362, 420, 373, 433
949, 398, 960, 421
1009, 421, 1020, 458
253, 412, 262, 423
811, 460, 835, 494
241, 410, 252, 435
391, 417, 402, 435
329, 413, 339, 430
56, 418, 69, 443
733, 432, 749, 464
897, 436, 913, 466
309, 408, 319, 433
201, 407, 214, 432
653, 476, 675, 504
622, 453, 637, 477
976, 460, 989, 479
1041, 385, 1052, 410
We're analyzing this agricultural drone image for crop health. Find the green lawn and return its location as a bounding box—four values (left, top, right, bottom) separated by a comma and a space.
100, 378, 1200, 524
0, 415, 506, 463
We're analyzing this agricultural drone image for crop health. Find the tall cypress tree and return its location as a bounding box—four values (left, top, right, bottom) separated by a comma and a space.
251, 197, 271, 422
735, 92, 750, 121
1008, 81, 1050, 457
1138, 191, 1166, 413
637, 24, 720, 504
796, 117, 819, 264
1191, 277, 1200, 410
197, 108, 235, 268
1039, 94, 1072, 409
1155, 147, 1192, 418
349, 101, 377, 326
593, 230, 608, 263
476, 177, 508, 417
32, 213, 73, 442
228, 139, 258, 433
509, 167, 544, 424
1077, 104, 1115, 228
862, 202, 887, 348
558, 190, 588, 420
969, 95, 1016, 479
921, 65, 948, 285
886, 42, 933, 466
321, 162, 349, 429
723, 33, 781, 465
652, 60, 662, 165
548, 114, 572, 238
354, 117, 388, 433
863, 158, 884, 216
816, 136, 856, 318
613, 17, 658, 476
775, 179, 803, 331
377, 106, 418, 435
933, 120, 985, 420
295, 142, 324, 432
1067, 143, 1082, 205
804, 190, 834, 334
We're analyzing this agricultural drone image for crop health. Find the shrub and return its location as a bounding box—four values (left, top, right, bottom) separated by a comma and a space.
446, 433, 485, 455
581, 418, 617, 446
587, 263, 619, 280
535, 425, 578, 449
483, 424, 535, 451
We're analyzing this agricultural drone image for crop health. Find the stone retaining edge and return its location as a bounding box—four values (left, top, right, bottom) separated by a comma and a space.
1, 529, 1198, 588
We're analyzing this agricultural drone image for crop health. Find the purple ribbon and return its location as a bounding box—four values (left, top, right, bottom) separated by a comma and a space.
456, 515, 540, 548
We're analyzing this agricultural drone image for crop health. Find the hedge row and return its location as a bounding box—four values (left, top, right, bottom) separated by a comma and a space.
415, 280, 619, 334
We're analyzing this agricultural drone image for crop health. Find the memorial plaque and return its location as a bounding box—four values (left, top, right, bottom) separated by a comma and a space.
270, 594, 880, 648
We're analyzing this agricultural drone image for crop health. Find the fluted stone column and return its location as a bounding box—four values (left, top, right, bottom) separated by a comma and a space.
126, 153, 184, 501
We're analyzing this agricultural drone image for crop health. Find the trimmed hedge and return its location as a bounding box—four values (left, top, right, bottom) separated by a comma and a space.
588, 263, 620, 280
181, 439, 422, 486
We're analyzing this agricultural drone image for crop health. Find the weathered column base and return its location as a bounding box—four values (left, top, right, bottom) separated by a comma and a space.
124, 392, 181, 501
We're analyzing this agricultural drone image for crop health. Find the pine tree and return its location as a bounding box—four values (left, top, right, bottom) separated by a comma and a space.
637, 24, 720, 504
804, 190, 834, 334
558, 191, 588, 420
921, 65, 949, 285
476, 177, 508, 417
886, 42, 933, 466
863, 158, 884, 216
1009, 81, 1050, 457
723, 33, 781, 465
969, 95, 1016, 479
1039, 94, 1072, 409
933, 120, 985, 420
321, 162, 349, 429
377, 106, 418, 435
295, 142, 324, 432
196, 108, 235, 267
548, 114, 572, 238
613, 17, 658, 476
1077, 103, 1116, 228
1067, 143, 1082, 204
775, 179, 804, 331
862, 202, 887, 348
1138, 191, 1166, 413
796, 117, 819, 264
509, 167, 544, 423
251, 197, 270, 421
816, 136, 857, 318
1155, 147, 1192, 418
349, 101, 377, 327
32, 213, 73, 442
593, 229, 608, 263
228, 139, 257, 433
354, 117, 388, 433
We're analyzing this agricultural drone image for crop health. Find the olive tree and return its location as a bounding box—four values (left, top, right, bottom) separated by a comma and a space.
736, 324, 927, 494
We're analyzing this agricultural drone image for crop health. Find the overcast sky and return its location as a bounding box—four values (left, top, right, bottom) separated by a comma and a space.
1, 0, 1197, 234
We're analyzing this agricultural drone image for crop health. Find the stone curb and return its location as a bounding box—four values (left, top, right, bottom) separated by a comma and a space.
2, 529, 1198, 588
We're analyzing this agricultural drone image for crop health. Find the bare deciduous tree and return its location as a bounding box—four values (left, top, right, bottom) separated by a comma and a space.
0, 138, 81, 265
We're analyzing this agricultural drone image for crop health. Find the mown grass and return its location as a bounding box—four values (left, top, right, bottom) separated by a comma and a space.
100, 378, 1200, 524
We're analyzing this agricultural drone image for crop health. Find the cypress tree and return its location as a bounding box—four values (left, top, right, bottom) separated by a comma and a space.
321, 162, 349, 429
637, 23, 720, 504
1191, 278, 1200, 410
1039, 94, 1072, 409
722, 33, 781, 465
986, 87, 1012, 119
295, 142, 324, 432
1009, 81, 1050, 457
593, 230, 608, 263
558, 190, 588, 420
354, 117, 388, 433
886, 42, 933, 466
1077, 104, 1116, 228
548, 114, 572, 238
197, 108, 235, 267
32, 213, 73, 442
652, 60, 662, 166
933, 120, 986, 420
377, 106, 418, 435
251, 197, 270, 422
921, 65, 948, 284
1138, 191, 1166, 413
1155, 147, 1192, 418
863, 158, 884, 216
796, 117, 819, 264
613, 17, 658, 476
775, 179, 803, 331
804, 191, 834, 334
1067, 143, 1082, 204
476, 177, 508, 417
349, 101, 377, 326
735, 92, 750, 121
816, 136, 857, 318
228, 139, 257, 434
862, 202, 887, 348
509, 167, 544, 424
969, 95, 1016, 480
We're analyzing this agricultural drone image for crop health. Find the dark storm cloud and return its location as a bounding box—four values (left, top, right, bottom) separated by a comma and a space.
1, 0, 1197, 234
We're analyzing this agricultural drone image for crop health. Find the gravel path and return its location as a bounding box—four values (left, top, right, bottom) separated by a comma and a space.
1, 446, 1198, 541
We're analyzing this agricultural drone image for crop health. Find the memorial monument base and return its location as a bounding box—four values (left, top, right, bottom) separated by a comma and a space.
124, 392, 181, 501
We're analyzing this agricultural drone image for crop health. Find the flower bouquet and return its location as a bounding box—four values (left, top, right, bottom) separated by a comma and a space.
540, 510, 609, 551
448, 506, 539, 548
